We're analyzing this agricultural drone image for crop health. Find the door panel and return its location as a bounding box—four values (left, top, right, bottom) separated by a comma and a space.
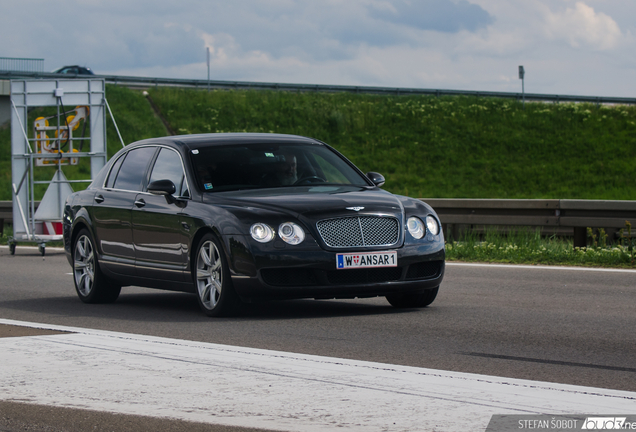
132, 193, 187, 281
92, 146, 158, 276
132, 147, 190, 282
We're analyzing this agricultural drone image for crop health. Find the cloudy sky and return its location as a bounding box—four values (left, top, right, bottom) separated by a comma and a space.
2, 0, 635, 97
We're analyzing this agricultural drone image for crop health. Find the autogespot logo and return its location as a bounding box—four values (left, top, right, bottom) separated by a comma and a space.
582, 417, 628, 430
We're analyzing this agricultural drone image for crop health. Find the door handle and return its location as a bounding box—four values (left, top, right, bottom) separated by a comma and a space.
134, 199, 146, 208
181, 222, 191, 231
94, 195, 104, 203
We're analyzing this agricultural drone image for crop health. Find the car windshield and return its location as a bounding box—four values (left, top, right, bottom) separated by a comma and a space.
191, 142, 370, 192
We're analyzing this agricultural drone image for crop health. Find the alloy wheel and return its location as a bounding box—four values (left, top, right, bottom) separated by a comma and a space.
74, 235, 95, 297
196, 240, 223, 310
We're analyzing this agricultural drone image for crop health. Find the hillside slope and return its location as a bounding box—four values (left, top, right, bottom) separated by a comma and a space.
1, 85, 635, 200
148, 86, 636, 199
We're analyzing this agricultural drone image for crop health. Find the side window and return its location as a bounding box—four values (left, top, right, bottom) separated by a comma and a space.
148, 148, 189, 197
105, 153, 126, 189
113, 147, 156, 191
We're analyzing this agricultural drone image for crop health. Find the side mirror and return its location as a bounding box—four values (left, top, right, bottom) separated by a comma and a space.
148, 179, 176, 196
148, 179, 187, 208
366, 172, 385, 187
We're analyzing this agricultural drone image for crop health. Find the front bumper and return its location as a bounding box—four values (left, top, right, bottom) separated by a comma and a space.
227, 235, 445, 301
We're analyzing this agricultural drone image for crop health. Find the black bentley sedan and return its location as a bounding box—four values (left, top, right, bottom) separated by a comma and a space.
63, 133, 445, 316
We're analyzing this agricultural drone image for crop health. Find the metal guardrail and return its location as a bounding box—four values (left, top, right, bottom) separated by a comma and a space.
0, 57, 44, 73
1, 71, 635, 105
0, 201, 38, 236
2, 200, 635, 247
422, 199, 636, 247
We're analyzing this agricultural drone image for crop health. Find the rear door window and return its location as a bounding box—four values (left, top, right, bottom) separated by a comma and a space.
105, 154, 126, 189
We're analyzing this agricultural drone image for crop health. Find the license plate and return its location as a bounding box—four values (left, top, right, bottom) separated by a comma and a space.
336, 251, 397, 269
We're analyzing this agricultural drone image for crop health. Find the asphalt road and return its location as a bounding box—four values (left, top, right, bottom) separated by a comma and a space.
1, 245, 635, 396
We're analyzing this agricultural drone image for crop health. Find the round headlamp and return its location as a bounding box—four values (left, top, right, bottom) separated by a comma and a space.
250, 223, 275, 243
426, 215, 440, 236
278, 222, 305, 245
407, 217, 425, 239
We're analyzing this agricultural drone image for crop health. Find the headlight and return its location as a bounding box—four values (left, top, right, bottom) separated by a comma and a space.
407, 217, 425, 239
250, 223, 275, 243
278, 222, 305, 245
426, 215, 440, 236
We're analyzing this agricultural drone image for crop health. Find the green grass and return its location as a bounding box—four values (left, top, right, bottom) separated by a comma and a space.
104, 85, 168, 156
147, 87, 636, 200
446, 227, 636, 268
2, 85, 636, 201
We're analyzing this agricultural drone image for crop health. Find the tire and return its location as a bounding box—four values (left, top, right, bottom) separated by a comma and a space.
386, 287, 439, 308
193, 234, 240, 317
73, 229, 121, 304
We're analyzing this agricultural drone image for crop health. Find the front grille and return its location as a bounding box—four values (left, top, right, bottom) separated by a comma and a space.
405, 260, 442, 280
326, 267, 403, 285
316, 216, 399, 248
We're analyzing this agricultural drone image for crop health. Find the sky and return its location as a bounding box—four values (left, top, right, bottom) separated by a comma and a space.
2, 0, 635, 98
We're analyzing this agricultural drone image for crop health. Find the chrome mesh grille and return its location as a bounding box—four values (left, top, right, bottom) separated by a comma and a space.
316, 216, 399, 248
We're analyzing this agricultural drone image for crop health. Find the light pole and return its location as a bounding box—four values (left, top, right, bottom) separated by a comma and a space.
518, 65, 525, 109
207, 47, 210, 92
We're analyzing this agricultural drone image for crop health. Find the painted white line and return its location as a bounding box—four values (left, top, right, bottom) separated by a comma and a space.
447, 261, 636, 273
1, 319, 634, 432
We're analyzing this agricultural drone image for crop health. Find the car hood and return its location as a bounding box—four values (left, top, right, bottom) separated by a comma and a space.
204, 186, 404, 221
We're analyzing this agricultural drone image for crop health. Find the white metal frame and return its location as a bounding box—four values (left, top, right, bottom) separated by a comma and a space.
10, 79, 108, 253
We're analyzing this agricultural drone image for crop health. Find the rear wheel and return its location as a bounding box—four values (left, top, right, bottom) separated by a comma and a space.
194, 234, 240, 317
73, 229, 121, 303
386, 287, 439, 308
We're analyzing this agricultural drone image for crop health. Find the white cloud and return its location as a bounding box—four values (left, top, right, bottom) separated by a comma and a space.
544, 2, 622, 50
1, 0, 635, 97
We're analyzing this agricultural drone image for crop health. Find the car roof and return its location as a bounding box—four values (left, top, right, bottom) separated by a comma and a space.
128, 133, 322, 150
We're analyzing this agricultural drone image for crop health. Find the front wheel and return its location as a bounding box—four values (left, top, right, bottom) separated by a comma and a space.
386, 287, 439, 308
194, 234, 240, 317
73, 229, 121, 303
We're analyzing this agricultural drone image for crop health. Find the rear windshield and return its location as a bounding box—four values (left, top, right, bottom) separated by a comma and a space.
191, 143, 370, 192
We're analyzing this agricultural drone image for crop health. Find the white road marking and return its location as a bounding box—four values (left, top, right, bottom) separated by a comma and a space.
1, 318, 634, 432
447, 261, 636, 273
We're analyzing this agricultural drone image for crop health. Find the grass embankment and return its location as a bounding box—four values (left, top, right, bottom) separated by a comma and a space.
147, 86, 636, 200
2, 85, 635, 200
1, 85, 635, 266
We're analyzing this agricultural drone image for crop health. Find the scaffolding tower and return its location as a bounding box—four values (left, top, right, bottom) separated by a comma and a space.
10, 79, 108, 255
